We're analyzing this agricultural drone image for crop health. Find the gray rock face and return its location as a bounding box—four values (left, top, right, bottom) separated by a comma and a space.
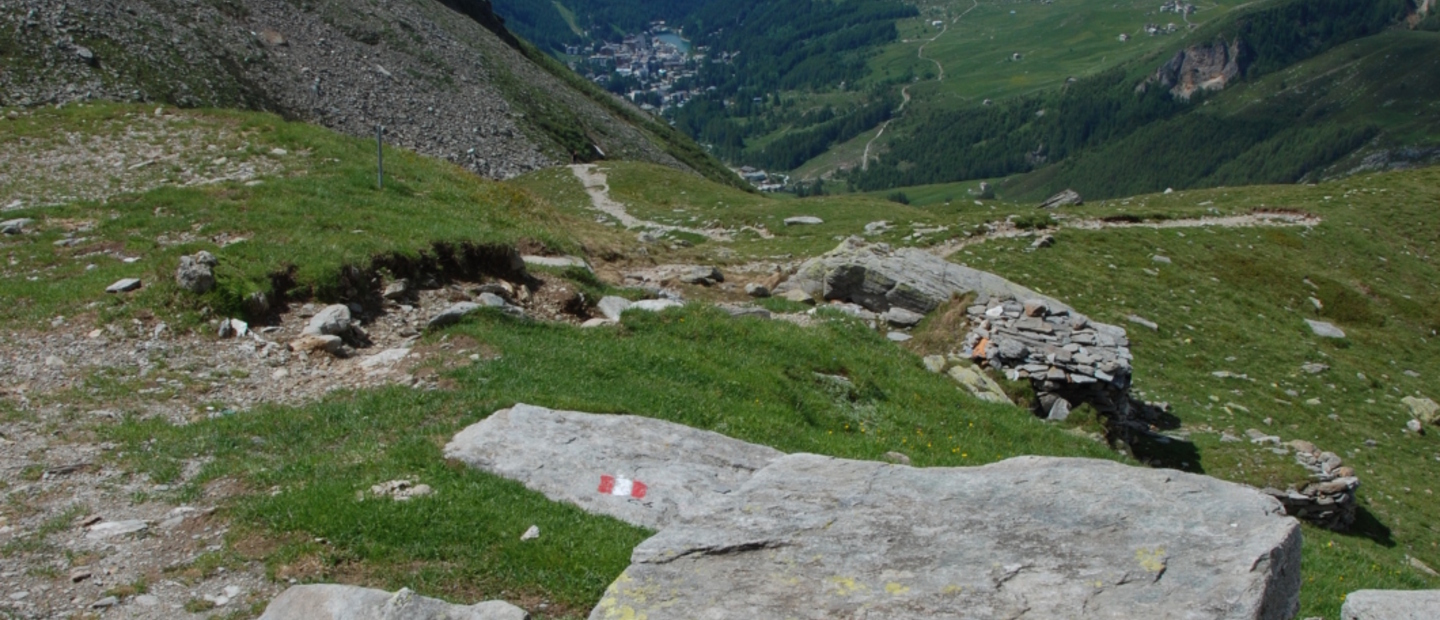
427, 302, 482, 330
1341, 590, 1440, 620
774, 238, 1063, 315
258, 584, 527, 620
444, 403, 783, 530
1039, 188, 1083, 209
304, 304, 352, 337
597, 296, 632, 321
593, 454, 1301, 620
175, 251, 218, 293
1305, 319, 1346, 339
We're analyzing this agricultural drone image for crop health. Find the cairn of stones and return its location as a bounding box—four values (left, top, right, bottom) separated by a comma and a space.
1262, 440, 1359, 530
961, 296, 1163, 440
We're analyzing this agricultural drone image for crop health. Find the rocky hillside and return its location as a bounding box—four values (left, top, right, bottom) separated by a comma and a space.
0, 0, 735, 183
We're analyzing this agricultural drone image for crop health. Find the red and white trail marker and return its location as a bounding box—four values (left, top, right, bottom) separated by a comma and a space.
598, 475, 648, 499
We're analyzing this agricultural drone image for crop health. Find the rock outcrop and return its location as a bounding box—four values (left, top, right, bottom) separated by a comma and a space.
1341, 589, 1440, 620
257, 584, 527, 620
444, 404, 783, 530
1149, 37, 1248, 100
1038, 188, 1082, 209
773, 238, 1063, 315
593, 454, 1302, 620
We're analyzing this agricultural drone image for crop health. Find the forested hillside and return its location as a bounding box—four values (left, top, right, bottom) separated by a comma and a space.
846, 0, 1418, 196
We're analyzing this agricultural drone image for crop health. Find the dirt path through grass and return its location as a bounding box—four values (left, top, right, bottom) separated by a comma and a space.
569, 164, 730, 240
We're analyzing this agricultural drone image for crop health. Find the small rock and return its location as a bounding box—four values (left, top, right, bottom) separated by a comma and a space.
477, 292, 507, 308
883, 451, 911, 466
1409, 556, 1440, 577
289, 334, 344, 355
864, 221, 891, 235
382, 279, 410, 300
1406, 419, 1424, 434
1030, 234, 1055, 249
581, 318, 613, 328
520, 525, 540, 541
1401, 396, 1440, 425
427, 302, 482, 330
1126, 314, 1158, 331
1301, 362, 1329, 375
175, 251, 218, 293
218, 318, 249, 339
75, 46, 95, 62
597, 296, 632, 321
744, 283, 771, 298
784, 216, 824, 226
85, 520, 147, 540
369, 480, 433, 501
522, 255, 590, 270
882, 307, 925, 327
1038, 189, 1082, 209
630, 299, 683, 313
780, 289, 814, 304
1046, 397, 1071, 421
922, 355, 947, 374
886, 331, 912, 342
304, 304, 352, 336
256, 585, 529, 620
1304, 319, 1346, 339
135, 594, 160, 607
679, 266, 724, 285
0, 218, 33, 235
70, 569, 92, 583
1152, 255, 1172, 264
719, 304, 771, 320
105, 278, 142, 294
92, 596, 118, 609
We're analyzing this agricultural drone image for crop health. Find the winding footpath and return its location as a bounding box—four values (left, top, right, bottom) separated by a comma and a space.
568, 164, 733, 240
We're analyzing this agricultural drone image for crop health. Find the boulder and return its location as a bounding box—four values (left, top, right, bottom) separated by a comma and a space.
1340, 590, 1440, 620
780, 289, 814, 305
773, 238, 1063, 315
175, 251, 218, 294
1401, 396, 1439, 426
444, 403, 783, 530
257, 585, 527, 620
744, 283, 770, 298
784, 216, 824, 226
1039, 189, 1082, 209
427, 302, 482, 330
304, 304, 352, 337
105, 278, 142, 294
1305, 319, 1346, 339
597, 296, 633, 321
594, 454, 1301, 620
382, 279, 410, 300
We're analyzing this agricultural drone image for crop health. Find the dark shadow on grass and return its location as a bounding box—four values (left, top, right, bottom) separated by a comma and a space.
1338, 506, 1395, 547
1126, 432, 1205, 474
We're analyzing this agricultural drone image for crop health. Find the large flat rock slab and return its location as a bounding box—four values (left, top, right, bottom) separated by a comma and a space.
592, 454, 1301, 620
774, 237, 1066, 315
444, 403, 784, 530
1341, 590, 1440, 620
257, 584, 526, 620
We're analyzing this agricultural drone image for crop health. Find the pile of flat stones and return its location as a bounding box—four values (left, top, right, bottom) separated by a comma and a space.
1262, 440, 1359, 530
962, 296, 1133, 421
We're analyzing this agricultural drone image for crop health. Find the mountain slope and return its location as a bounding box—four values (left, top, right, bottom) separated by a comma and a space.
0, 0, 737, 185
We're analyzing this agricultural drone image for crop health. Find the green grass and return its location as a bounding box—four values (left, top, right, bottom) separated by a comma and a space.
0, 103, 588, 327
959, 167, 1440, 618
106, 305, 1115, 617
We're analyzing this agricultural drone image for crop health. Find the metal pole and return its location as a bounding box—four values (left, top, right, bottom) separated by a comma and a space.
376, 125, 384, 190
